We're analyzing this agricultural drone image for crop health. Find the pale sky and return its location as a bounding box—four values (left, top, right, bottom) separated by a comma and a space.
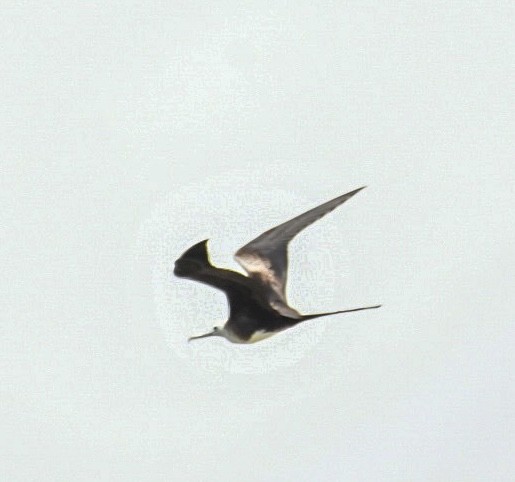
2, 1, 514, 481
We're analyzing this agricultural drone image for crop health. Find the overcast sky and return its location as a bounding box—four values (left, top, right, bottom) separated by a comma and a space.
2, 1, 514, 481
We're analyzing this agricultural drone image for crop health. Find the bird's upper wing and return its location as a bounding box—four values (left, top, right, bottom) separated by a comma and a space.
234, 187, 366, 318
174, 239, 274, 319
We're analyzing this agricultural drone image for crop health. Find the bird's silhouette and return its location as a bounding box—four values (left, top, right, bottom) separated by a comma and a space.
174, 187, 380, 344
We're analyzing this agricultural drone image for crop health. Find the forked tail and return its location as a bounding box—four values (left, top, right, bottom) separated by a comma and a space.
301, 304, 381, 321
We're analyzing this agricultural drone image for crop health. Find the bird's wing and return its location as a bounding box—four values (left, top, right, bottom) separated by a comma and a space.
234, 187, 365, 316
174, 239, 273, 319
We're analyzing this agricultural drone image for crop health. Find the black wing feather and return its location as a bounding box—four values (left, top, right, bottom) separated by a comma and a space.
234, 187, 366, 317
174, 240, 274, 318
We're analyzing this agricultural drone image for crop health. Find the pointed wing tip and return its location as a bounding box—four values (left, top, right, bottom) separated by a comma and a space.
351, 185, 367, 195
187, 238, 209, 248
332, 186, 367, 203
177, 238, 211, 263
194, 239, 210, 249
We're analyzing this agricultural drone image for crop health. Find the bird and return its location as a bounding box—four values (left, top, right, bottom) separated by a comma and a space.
173, 186, 381, 344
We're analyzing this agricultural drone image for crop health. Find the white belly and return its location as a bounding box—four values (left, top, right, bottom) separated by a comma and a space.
224, 328, 278, 344
247, 330, 276, 344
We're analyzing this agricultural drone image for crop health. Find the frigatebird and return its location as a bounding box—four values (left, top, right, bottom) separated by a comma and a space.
174, 186, 380, 344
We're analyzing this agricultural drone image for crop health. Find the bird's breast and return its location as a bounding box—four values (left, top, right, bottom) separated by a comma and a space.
247, 330, 276, 343
224, 326, 278, 344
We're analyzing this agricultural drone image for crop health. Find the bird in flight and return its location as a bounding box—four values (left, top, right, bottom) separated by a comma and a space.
174, 186, 381, 344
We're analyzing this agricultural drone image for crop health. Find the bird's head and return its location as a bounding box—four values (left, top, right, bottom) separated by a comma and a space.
188, 326, 225, 342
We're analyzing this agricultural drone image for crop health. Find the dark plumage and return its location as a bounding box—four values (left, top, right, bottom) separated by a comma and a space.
174, 187, 381, 344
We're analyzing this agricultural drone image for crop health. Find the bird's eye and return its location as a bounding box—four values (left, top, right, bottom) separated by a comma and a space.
213, 327, 217, 331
